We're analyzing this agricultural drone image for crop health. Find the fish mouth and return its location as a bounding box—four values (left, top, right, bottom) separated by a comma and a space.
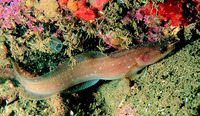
160, 40, 179, 56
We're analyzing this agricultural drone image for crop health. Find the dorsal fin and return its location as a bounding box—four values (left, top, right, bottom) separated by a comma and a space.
74, 51, 106, 62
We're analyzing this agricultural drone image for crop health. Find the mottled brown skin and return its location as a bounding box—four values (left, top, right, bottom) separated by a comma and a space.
13, 42, 174, 100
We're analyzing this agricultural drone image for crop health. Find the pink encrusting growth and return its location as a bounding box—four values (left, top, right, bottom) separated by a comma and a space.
0, 0, 44, 32
13, 42, 175, 100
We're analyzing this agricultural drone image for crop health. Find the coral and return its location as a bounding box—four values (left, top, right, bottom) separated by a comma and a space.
137, 0, 200, 27
66, 0, 112, 21
0, 0, 199, 115
59, 0, 68, 6
0, 0, 43, 31
32, 0, 60, 19
73, 0, 97, 21
133, 0, 199, 42
89, 0, 111, 11
97, 30, 131, 49
67, 0, 78, 12
120, 9, 135, 24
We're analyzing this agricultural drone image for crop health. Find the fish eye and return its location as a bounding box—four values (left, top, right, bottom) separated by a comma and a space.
160, 46, 168, 53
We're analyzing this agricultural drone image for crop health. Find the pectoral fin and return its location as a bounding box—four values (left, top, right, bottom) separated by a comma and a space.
121, 63, 140, 80
121, 63, 146, 80
63, 79, 100, 93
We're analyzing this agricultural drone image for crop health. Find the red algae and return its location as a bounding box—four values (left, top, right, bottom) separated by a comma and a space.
69, 0, 111, 21
67, 0, 78, 12
139, 0, 200, 27
73, 0, 96, 21
59, 0, 68, 6
89, 0, 111, 11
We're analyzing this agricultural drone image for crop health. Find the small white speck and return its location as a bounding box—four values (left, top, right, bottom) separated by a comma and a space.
158, 109, 165, 112
186, 98, 189, 103
99, 67, 102, 70
127, 66, 131, 68
70, 110, 74, 116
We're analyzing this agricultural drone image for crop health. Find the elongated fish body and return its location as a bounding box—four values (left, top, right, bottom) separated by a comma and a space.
14, 42, 174, 99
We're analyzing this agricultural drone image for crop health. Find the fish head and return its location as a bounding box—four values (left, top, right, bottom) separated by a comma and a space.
136, 41, 176, 66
